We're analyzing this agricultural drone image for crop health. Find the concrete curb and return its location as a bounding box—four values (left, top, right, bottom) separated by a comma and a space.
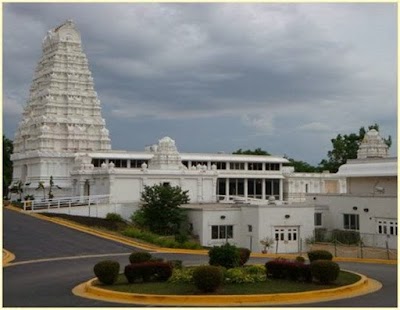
3, 249, 16, 266
72, 271, 382, 306
5, 205, 397, 264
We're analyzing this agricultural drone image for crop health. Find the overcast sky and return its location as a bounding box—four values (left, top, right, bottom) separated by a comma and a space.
3, 3, 397, 164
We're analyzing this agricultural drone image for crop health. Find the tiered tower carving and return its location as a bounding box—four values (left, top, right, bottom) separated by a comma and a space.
13, 20, 111, 154
357, 129, 389, 159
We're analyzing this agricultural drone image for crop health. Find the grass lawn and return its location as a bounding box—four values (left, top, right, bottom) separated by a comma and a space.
97, 271, 360, 295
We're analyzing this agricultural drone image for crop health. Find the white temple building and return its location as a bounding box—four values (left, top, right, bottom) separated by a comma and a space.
10, 20, 397, 252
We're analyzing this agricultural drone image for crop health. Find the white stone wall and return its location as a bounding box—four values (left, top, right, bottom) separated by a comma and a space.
307, 194, 397, 249
347, 176, 397, 196
187, 204, 315, 253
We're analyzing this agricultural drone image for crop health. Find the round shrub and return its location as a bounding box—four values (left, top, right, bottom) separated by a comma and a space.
124, 261, 173, 283
265, 258, 288, 279
310, 260, 340, 284
192, 265, 224, 292
208, 243, 240, 269
307, 250, 333, 262
129, 251, 152, 264
93, 260, 120, 285
238, 248, 251, 266
106, 212, 123, 222
295, 256, 306, 263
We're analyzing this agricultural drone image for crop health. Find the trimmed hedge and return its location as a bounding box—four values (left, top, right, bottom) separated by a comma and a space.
93, 260, 120, 285
208, 243, 240, 269
265, 259, 312, 282
192, 265, 224, 292
129, 251, 152, 264
124, 261, 173, 283
307, 250, 333, 262
238, 248, 251, 266
310, 260, 340, 284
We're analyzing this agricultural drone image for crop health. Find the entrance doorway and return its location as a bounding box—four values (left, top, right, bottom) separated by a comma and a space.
84, 180, 90, 196
274, 226, 299, 253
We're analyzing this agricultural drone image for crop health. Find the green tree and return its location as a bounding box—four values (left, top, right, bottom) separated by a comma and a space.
233, 148, 270, 155
132, 183, 190, 235
3, 135, 13, 197
319, 123, 391, 173
284, 156, 319, 173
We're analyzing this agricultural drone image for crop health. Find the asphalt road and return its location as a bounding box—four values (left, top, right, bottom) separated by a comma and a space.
3, 208, 397, 307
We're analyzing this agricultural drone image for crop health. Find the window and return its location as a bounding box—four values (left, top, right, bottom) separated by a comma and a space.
211, 225, 233, 240
343, 214, 359, 230
266, 163, 280, 171
248, 179, 262, 199
377, 219, 397, 236
229, 162, 245, 170
109, 159, 127, 168
91, 158, 104, 167
266, 179, 280, 200
229, 178, 244, 196
130, 159, 148, 168
314, 213, 322, 226
182, 161, 189, 168
211, 162, 226, 170
248, 225, 253, 232
248, 162, 263, 170
217, 178, 226, 198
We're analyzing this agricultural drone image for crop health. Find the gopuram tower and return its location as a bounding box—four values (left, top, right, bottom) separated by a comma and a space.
11, 20, 111, 197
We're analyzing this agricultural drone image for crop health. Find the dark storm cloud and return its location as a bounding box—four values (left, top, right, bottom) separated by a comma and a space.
3, 3, 397, 163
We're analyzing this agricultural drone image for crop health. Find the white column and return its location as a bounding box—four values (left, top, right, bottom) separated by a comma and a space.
244, 178, 248, 201
225, 178, 229, 201
279, 179, 283, 201
262, 179, 266, 200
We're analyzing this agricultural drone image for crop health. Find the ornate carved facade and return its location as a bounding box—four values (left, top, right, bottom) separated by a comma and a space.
13, 20, 110, 154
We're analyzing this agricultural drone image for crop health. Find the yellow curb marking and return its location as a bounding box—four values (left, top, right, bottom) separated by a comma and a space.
3, 249, 16, 266
72, 271, 382, 306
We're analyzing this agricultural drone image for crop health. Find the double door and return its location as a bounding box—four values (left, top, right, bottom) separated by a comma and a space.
274, 226, 299, 253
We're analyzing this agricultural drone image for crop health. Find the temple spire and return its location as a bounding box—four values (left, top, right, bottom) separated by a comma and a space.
13, 20, 111, 154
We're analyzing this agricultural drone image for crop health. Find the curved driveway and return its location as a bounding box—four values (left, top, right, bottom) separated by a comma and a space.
3, 208, 397, 307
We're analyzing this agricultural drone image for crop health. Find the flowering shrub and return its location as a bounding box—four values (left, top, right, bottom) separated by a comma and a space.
225, 268, 254, 283
168, 267, 195, 283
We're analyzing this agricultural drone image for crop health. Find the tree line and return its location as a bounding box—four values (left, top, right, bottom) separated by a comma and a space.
233, 123, 391, 173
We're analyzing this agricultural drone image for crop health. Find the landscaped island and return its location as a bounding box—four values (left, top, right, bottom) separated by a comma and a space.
92, 246, 361, 296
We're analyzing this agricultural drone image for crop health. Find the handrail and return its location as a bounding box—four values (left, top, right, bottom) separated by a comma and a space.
23, 195, 111, 211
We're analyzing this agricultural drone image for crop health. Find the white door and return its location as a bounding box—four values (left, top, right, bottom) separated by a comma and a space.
274, 226, 299, 253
